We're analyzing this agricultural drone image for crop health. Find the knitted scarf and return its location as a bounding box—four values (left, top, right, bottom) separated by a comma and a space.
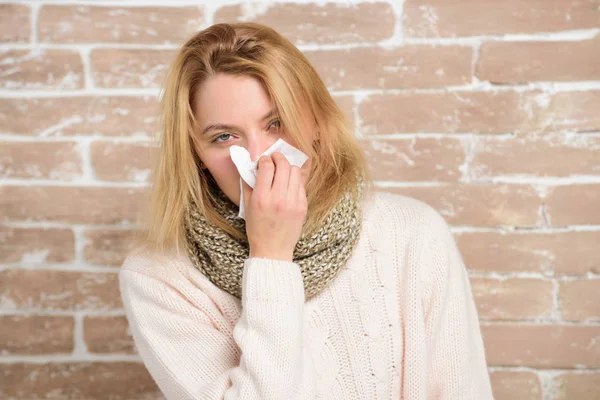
183, 175, 365, 301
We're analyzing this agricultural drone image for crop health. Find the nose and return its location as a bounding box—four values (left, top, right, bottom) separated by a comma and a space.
246, 132, 278, 162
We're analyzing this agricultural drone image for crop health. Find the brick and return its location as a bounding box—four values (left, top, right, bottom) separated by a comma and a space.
0, 96, 159, 137
0, 362, 160, 399
546, 185, 600, 225
470, 135, 600, 178
490, 371, 541, 400
0, 49, 83, 90
358, 91, 536, 135
84, 316, 135, 354
333, 95, 355, 133
384, 184, 541, 227
83, 229, 142, 266
560, 280, 600, 321
0, 227, 75, 264
304, 45, 472, 90
0, 269, 121, 311
0, 141, 82, 179
482, 324, 600, 368
91, 49, 175, 88
215, 2, 394, 44
552, 372, 600, 400
0, 315, 73, 355
551, 232, 600, 275
543, 90, 600, 134
38, 5, 204, 44
403, 0, 600, 37
0, 186, 148, 224
0, 4, 30, 42
477, 38, 600, 83
361, 138, 464, 181
91, 141, 157, 182
471, 278, 554, 320
456, 231, 600, 275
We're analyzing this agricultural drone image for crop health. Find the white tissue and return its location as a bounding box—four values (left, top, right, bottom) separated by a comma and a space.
229, 138, 308, 219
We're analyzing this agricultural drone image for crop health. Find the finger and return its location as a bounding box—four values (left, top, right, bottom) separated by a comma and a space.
271, 152, 290, 201
254, 155, 275, 194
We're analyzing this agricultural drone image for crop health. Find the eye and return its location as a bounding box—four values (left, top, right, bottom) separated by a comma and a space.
269, 119, 281, 130
212, 133, 233, 143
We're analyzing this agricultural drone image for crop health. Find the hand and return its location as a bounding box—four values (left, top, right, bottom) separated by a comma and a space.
242, 152, 308, 262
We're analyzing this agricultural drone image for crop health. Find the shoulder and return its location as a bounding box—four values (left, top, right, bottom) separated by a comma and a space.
367, 191, 467, 287
360, 190, 458, 281
362, 189, 449, 239
119, 243, 192, 283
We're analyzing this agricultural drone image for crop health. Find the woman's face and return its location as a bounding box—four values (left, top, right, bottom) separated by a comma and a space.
192, 73, 315, 206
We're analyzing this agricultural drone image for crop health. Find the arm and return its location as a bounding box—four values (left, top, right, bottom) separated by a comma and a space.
420, 209, 494, 399
119, 257, 316, 400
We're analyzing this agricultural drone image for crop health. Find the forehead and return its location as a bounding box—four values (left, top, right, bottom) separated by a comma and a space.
193, 74, 273, 123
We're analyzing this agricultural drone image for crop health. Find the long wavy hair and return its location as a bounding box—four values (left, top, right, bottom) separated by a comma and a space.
136, 22, 373, 255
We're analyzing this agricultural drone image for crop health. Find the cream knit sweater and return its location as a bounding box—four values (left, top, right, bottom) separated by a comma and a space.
119, 191, 494, 399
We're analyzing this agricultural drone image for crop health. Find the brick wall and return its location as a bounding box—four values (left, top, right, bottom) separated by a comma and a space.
1, 1, 599, 399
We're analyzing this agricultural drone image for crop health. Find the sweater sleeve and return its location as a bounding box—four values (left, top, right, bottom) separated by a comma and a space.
420, 210, 494, 399
119, 257, 316, 400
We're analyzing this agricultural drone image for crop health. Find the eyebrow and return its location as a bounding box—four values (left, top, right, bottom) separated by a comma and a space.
201, 108, 279, 136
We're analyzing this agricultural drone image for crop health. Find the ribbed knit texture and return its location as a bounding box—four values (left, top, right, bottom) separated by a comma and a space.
119, 191, 494, 400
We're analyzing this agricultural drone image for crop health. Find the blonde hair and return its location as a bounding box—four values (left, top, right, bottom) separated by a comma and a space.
135, 22, 373, 255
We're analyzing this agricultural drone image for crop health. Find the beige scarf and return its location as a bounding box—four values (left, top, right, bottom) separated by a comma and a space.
183, 175, 365, 301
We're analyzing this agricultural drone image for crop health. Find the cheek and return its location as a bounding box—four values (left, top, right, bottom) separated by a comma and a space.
205, 153, 237, 180
203, 152, 243, 203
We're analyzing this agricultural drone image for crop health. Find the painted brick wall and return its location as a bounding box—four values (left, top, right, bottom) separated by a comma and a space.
1, 1, 599, 399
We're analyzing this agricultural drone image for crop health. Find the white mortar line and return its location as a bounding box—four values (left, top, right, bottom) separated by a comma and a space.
72, 312, 89, 356
79, 47, 94, 90
373, 176, 600, 185
0, 354, 143, 363
0, 309, 126, 316
0, 135, 159, 142
2, 82, 600, 98
29, 2, 39, 43
481, 320, 600, 326
0, 89, 160, 97
379, 0, 404, 44
0, 179, 150, 187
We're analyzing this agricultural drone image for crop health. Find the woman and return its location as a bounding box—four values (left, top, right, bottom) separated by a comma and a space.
119, 22, 494, 399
